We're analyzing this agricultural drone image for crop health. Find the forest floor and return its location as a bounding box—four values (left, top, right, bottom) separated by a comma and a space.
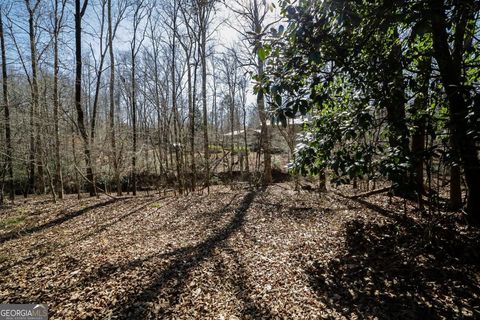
0, 183, 479, 319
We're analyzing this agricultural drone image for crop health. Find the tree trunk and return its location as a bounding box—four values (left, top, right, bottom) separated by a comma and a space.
253, 0, 272, 184
0, 9, 13, 202
74, 0, 95, 196
450, 164, 462, 210
429, 0, 480, 224
72, 133, 81, 199
171, 8, 183, 194
256, 57, 272, 184
187, 55, 196, 191
229, 66, 236, 180
129, 0, 148, 196
131, 45, 137, 196
88, 3, 110, 198
53, 0, 64, 200
107, 0, 121, 196
26, 3, 40, 195
242, 88, 250, 180
200, 15, 210, 192
411, 56, 431, 208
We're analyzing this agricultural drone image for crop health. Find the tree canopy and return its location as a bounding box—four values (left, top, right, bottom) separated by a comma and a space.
261, 0, 480, 223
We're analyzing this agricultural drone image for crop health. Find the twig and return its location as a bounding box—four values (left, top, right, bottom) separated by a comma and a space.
74, 165, 117, 199
350, 186, 392, 199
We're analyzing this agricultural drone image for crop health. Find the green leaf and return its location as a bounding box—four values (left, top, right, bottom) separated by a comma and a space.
258, 47, 267, 61
275, 94, 283, 106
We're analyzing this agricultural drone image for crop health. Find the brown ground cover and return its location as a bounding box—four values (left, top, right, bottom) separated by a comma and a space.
0, 184, 478, 319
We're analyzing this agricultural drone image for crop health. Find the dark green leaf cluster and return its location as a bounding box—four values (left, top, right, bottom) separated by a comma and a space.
261, 0, 480, 204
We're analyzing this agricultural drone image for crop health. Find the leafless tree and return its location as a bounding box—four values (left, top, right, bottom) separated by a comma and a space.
0, 5, 13, 202
179, 0, 200, 191
129, 0, 149, 196
107, 0, 127, 195
74, 0, 96, 196
193, 0, 217, 192
51, 0, 67, 200
22, 0, 43, 194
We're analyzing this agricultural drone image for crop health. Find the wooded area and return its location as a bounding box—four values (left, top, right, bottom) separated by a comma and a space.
1, 0, 479, 319
0, 0, 278, 202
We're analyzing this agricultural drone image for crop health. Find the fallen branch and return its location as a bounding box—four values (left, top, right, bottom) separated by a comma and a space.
350, 186, 391, 199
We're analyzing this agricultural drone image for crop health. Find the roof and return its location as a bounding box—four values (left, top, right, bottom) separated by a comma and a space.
266, 118, 306, 126
223, 129, 261, 137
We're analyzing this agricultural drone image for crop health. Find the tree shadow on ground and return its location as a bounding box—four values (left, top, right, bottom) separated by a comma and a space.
0, 198, 121, 244
305, 199, 480, 319
224, 245, 277, 319
108, 190, 259, 319
0, 198, 158, 273
43, 194, 238, 294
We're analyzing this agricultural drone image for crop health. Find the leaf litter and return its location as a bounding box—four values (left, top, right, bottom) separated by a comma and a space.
0, 183, 478, 319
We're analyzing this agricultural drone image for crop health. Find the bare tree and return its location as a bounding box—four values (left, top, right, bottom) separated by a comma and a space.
23, 0, 43, 194
179, 0, 199, 191
129, 0, 149, 196
74, 0, 96, 196
194, 0, 216, 192
89, 0, 109, 151
219, 49, 239, 178
0, 6, 13, 202
52, 0, 67, 199
170, 0, 184, 193
237, 65, 250, 180
145, 9, 167, 183
107, 0, 126, 195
